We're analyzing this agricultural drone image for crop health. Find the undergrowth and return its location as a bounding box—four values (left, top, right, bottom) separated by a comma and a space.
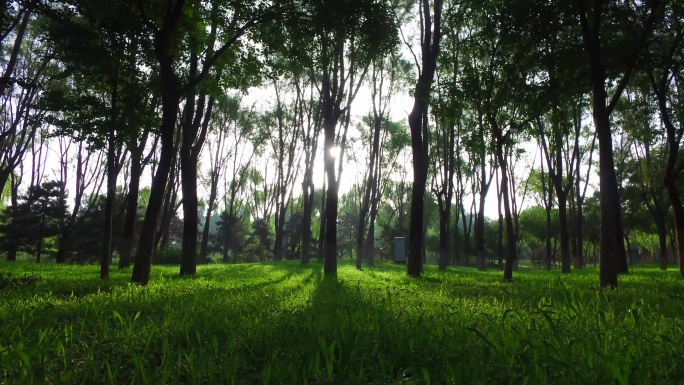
0, 260, 683, 384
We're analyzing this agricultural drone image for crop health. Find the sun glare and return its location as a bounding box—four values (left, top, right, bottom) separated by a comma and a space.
328, 145, 341, 159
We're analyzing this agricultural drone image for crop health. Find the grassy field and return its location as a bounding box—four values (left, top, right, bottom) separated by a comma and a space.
1, 260, 683, 384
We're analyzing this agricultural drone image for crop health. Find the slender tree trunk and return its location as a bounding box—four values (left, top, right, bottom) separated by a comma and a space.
476, 160, 489, 270
120, 150, 142, 269
575, 128, 595, 269
157, 173, 179, 253
651, 73, 683, 275
301, 173, 314, 264
495, 138, 517, 281
101, 125, 116, 280
461, 202, 472, 266
317, 180, 326, 263
180, 152, 199, 275
131, 95, 178, 283
0, 7, 30, 98
557, 191, 571, 273
323, 113, 338, 274
357, 119, 380, 269
407, 0, 442, 277
669, 191, 684, 276
200, 171, 218, 262
438, 207, 450, 270
366, 198, 378, 266
496, 170, 504, 270
6, 174, 19, 261
36, 212, 45, 263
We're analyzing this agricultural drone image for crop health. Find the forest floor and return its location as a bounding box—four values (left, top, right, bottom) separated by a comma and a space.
1, 260, 683, 384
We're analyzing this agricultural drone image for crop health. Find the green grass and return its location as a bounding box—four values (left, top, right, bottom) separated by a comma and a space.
1, 260, 683, 384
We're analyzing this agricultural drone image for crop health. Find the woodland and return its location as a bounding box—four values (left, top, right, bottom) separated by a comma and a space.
2, 1, 684, 382
1, 1, 684, 284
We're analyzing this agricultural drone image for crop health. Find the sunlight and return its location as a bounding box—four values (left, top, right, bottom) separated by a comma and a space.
327, 145, 341, 160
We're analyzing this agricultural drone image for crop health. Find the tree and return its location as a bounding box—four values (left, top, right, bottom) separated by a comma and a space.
0, 8, 52, 199
646, 3, 684, 275
131, 0, 297, 283
269, 79, 303, 262
356, 52, 410, 269
576, 0, 664, 287
39, 0, 148, 279
199, 95, 238, 263
0, 180, 67, 262
406, 0, 443, 277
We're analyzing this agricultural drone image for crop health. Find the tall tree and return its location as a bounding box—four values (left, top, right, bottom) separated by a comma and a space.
302, 0, 397, 275
131, 0, 295, 283
406, 0, 443, 276
356, 53, 406, 269
576, 0, 664, 287
646, 3, 684, 275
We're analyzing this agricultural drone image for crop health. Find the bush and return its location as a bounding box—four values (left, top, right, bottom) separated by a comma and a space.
154, 247, 182, 265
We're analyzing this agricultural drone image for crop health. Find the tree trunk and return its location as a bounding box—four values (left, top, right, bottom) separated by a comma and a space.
200, 171, 218, 262
6, 174, 18, 261
669, 191, 684, 276
0, 7, 31, 98
557, 190, 571, 273
323, 116, 338, 274
408, 103, 428, 276
157, 172, 179, 253
131, 93, 179, 283
119, 150, 142, 269
576, 0, 656, 287
476, 160, 489, 270
462, 202, 472, 266
496, 171, 504, 270
595, 110, 626, 287
36, 212, 45, 263
178, 58, 205, 275
357, 123, 379, 269
317, 184, 326, 263
651, 72, 683, 276
366, 198, 378, 266
301, 173, 314, 264
496, 141, 517, 282
438, 207, 450, 270
574, 128, 595, 269
100, 126, 116, 280
180, 151, 199, 275
407, 0, 442, 277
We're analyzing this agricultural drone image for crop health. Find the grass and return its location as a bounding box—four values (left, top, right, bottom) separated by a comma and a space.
1, 260, 683, 384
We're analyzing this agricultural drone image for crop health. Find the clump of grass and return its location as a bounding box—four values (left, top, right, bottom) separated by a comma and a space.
1, 261, 683, 384
0, 272, 42, 289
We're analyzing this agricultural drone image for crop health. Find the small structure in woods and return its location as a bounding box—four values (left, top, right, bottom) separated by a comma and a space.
394, 237, 406, 263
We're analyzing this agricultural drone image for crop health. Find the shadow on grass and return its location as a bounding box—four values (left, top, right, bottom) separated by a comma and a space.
4, 260, 684, 384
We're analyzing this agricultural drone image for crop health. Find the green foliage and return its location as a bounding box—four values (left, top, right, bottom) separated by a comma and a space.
1, 261, 683, 384
0, 181, 68, 259
154, 247, 183, 265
